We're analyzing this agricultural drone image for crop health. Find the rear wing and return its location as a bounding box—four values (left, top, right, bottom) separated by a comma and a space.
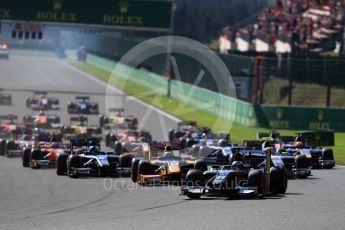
108, 108, 125, 113
279, 136, 295, 143
70, 116, 88, 125
0, 114, 18, 121
177, 120, 197, 129
33, 91, 47, 95
75, 96, 90, 101
243, 140, 263, 149
70, 138, 101, 147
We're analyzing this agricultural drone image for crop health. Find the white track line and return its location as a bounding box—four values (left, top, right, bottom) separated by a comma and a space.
61, 60, 181, 123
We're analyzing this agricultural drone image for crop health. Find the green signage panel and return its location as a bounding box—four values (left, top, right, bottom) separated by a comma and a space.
0, 0, 172, 30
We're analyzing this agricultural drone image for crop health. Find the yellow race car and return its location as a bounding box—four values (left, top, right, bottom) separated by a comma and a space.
131, 144, 207, 185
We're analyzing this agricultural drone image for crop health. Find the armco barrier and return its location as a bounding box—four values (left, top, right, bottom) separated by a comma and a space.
67, 51, 345, 131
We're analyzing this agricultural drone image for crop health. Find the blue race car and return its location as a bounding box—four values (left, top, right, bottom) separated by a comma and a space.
67, 96, 99, 114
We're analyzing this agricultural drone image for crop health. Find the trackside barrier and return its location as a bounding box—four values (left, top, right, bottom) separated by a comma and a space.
66, 50, 345, 131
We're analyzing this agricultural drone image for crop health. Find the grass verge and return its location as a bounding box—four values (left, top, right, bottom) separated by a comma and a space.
71, 61, 344, 165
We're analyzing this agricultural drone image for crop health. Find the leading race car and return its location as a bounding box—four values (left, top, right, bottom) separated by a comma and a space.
0, 42, 9, 59
67, 96, 99, 114
23, 111, 61, 129
0, 89, 12, 105
56, 138, 133, 178
131, 144, 207, 185
180, 144, 288, 199
26, 91, 59, 110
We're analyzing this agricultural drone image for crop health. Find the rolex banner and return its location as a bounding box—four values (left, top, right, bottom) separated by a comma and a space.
0, 0, 172, 30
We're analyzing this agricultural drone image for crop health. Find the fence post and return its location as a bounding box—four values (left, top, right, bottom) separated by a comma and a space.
326, 57, 331, 107
287, 53, 292, 105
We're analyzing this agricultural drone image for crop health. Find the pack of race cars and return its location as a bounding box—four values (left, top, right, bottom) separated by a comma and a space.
0, 91, 337, 200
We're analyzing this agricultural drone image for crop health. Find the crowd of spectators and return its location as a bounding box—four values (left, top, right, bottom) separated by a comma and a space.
224, 0, 345, 52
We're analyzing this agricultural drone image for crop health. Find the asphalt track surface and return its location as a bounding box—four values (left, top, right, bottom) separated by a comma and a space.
0, 51, 345, 230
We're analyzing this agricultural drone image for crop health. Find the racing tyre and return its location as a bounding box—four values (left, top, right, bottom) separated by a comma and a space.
138, 160, 154, 176
56, 154, 68, 175
131, 158, 140, 182
295, 154, 309, 172
179, 138, 187, 149
105, 132, 111, 147
26, 98, 30, 108
168, 129, 175, 142
186, 138, 194, 148
270, 167, 288, 195
194, 159, 207, 172
30, 149, 43, 169
0, 139, 6, 155
322, 148, 334, 160
68, 155, 82, 178
22, 148, 31, 167
99, 115, 105, 127
114, 141, 122, 155
185, 169, 203, 199
247, 169, 264, 196
119, 154, 133, 168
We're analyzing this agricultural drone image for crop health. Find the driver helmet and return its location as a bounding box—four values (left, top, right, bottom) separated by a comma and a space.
39, 110, 45, 115
89, 146, 98, 154
164, 145, 172, 152
217, 139, 227, 147
231, 161, 243, 169
295, 141, 304, 149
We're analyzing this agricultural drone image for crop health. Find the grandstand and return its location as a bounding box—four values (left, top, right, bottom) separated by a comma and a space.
220, 0, 345, 53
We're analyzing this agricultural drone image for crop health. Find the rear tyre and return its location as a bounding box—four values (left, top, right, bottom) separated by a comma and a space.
322, 149, 334, 169
168, 129, 175, 142
119, 154, 133, 168
30, 149, 43, 169
68, 155, 82, 178
247, 169, 264, 196
131, 158, 140, 182
138, 160, 154, 175
22, 148, 31, 167
194, 159, 207, 172
0, 139, 7, 155
185, 169, 203, 199
270, 167, 288, 194
179, 138, 187, 149
56, 154, 68, 175
114, 141, 122, 155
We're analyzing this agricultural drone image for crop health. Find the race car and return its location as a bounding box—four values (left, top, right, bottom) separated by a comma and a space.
55, 138, 133, 178
23, 111, 61, 129
131, 144, 208, 185
67, 96, 99, 114
22, 130, 56, 167
28, 142, 68, 169
237, 140, 312, 179
99, 108, 138, 129
105, 128, 152, 154
168, 121, 229, 150
258, 132, 335, 169
0, 42, 9, 59
180, 144, 288, 199
0, 115, 27, 138
1, 140, 22, 157
0, 89, 12, 105
60, 116, 102, 140
26, 91, 59, 110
